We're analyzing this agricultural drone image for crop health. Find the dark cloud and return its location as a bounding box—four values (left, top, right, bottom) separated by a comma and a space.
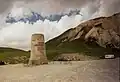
0, 0, 120, 18
0, 0, 94, 14
25, 0, 94, 14
100, 0, 120, 16
0, 0, 13, 13
5, 9, 81, 24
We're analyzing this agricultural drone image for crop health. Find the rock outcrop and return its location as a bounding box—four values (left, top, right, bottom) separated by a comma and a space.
46, 13, 120, 59
48, 13, 120, 49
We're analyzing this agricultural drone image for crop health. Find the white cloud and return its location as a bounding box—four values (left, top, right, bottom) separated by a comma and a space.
0, 14, 82, 50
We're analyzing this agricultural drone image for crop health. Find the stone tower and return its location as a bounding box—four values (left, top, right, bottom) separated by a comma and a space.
28, 34, 48, 65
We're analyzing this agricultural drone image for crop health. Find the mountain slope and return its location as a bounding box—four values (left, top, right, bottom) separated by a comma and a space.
0, 47, 30, 64
46, 12, 120, 60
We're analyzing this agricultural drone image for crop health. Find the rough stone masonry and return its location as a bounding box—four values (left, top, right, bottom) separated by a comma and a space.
28, 34, 48, 65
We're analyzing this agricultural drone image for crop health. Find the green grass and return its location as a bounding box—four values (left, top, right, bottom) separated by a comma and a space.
46, 39, 113, 60
0, 47, 30, 64
0, 38, 113, 64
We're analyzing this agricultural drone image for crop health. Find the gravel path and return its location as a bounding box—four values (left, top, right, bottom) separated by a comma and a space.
0, 58, 119, 82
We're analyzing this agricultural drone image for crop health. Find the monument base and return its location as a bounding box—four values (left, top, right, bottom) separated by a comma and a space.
28, 59, 48, 66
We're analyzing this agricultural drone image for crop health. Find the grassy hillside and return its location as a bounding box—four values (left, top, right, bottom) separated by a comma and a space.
0, 40, 116, 64
45, 12, 120, 60
46, 39, 113, 60
0, 47, 30, 64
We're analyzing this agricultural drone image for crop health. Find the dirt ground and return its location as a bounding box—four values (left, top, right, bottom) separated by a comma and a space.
0, 58, 119, 82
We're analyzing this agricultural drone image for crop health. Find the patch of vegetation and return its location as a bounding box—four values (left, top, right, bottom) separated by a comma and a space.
46, 39, 113, 60
0, 47, 30, 64
0, 38, 116, 64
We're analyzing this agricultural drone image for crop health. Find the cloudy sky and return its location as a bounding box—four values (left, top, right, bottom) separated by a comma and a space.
0, 0, 120, 51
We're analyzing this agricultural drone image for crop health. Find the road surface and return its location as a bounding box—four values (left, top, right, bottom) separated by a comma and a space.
0, 58, 119, 82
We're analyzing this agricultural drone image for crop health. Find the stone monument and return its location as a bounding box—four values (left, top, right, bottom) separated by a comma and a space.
28, 34, 48, 65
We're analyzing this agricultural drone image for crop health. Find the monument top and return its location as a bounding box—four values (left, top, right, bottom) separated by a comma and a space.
31, 34, 44, 41
32, 33, 44, 36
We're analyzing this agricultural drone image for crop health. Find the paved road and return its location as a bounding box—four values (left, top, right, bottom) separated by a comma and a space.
0, 58, 119, 82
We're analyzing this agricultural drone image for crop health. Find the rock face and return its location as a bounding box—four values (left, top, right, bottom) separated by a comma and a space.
48, 13, 120, 49
29, 34, 48, 65
46, 13, 120, 58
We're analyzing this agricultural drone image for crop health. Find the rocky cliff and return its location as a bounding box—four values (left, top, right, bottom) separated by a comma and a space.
46, 12, 120, 59
48, 13, 120, 48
